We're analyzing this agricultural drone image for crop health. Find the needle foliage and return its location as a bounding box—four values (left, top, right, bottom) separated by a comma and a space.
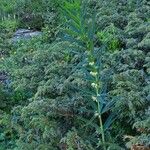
0, 0, 150, 150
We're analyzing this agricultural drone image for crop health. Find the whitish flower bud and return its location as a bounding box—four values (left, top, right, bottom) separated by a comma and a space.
90, 71, 98, 76
89, 62, 94, 66
91, 83, 98, 88
92, 96, 97, 102
94, 112, 99, 116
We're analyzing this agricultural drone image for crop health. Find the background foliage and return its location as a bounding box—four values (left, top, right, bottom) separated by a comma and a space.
0, 0, 150, 149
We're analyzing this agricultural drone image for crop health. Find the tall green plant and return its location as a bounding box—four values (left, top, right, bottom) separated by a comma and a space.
61, 1, 116, 149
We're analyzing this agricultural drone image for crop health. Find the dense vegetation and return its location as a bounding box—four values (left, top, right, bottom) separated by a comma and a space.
0, 0, 150, 149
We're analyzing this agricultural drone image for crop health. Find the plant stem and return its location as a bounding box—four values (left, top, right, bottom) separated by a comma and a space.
96, 86, 106, 150
99, 110, 106, 150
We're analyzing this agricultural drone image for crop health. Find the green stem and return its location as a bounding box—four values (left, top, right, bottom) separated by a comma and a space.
99, 109, 106, 150
96, 76, 106, 150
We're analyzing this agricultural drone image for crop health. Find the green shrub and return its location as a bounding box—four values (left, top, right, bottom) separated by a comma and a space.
0, 19, 18, 32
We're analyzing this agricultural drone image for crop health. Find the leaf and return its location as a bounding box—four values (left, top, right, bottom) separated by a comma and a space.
77, 116, 101, 133
104, 113, 117, 130
61, 33, 84, 47
64, 28, 80, 38
78, 107, 95, 114
83, 115, 96, 127
88, 12, 96, 40
101, 100, 115, 114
